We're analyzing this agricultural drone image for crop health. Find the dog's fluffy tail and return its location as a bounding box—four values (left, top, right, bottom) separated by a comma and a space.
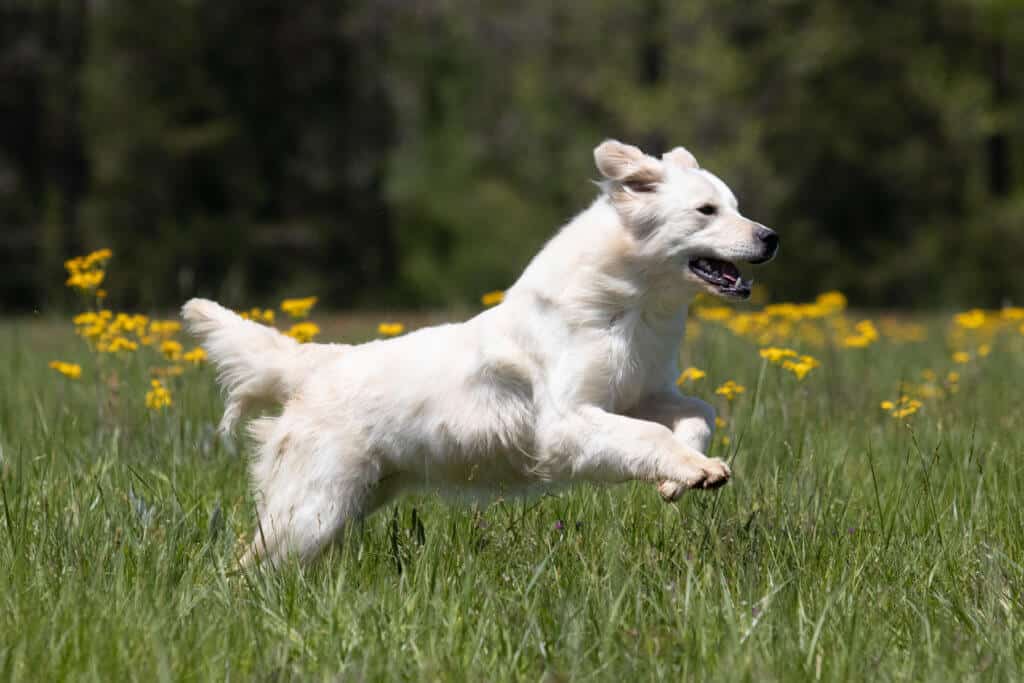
182, 298, 336, 434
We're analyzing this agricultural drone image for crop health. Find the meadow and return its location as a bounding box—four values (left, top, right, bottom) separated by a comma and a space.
1, 252, 1023, 681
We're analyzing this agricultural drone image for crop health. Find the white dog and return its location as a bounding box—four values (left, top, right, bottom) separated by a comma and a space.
183, 140, 778, 566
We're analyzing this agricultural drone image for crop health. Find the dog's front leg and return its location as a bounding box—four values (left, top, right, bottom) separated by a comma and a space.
628, 393, 727, 501
539, 405, 730, 491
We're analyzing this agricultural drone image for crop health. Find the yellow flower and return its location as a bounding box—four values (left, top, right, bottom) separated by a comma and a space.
952, 351, 970, 364
781, 359, 816, 380
854, 320, 879, 342
1001, 307, 1024, 321
82, 248, 113, 269
481, 290, 506, 307
880, 396, 922, 418
280, 297, 318, 319
73, 311, 104, 326
80, 324, 106, 339
842, 334, 871, 348
695, 306, 734, 321
145, 379, 173, 410
977, 344, 991, 358
676, 367, 706, 385
715, 380, 746, 401
286, 322, 320, 343
149, 320, 182, 337
65, 270, 105, 291
759, 347, 797, 363
946, 371, 960, 384
239, 308, 275, 324
64, 256, 86, 274
954, 309, 986, 329
183, 347, 207, 365
160, 340, 183, 360
715, 416, 727, 428
105, 337, 138, 353
815, 291, 847, 314
921, 369, 936, 381
378, 322, 405, 337
892, 399, 922, 418
49, 361, 82, 380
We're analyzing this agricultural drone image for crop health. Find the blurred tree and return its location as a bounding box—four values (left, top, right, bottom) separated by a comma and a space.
0, 0, 1021, 311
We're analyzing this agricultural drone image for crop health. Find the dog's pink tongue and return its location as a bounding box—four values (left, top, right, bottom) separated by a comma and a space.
721, 262, 740, 283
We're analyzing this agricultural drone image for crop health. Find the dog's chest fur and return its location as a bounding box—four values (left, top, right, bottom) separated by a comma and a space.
575, 307, 686, 413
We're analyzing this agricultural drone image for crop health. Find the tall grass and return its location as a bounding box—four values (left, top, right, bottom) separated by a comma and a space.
1, 315, 1021, 681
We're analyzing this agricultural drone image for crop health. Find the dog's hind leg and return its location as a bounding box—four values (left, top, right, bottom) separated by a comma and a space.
239, 422, 381, 568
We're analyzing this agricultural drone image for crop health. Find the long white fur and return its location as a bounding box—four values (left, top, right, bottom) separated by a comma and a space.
182, 139, 777, 566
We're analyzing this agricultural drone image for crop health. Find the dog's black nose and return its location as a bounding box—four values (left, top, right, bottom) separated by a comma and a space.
747, 225, 779, 264
755, 225, 779, 255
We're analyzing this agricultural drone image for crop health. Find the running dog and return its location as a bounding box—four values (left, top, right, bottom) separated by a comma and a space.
183, 139, 778, 565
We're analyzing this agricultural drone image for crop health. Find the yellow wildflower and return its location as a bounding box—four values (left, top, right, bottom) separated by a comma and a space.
880, 396, 922, 418
378, 322, 405, 337
1000, 307, 1024, 321
49, 361, 82, 380
676, 367, 706, 385
954, 309, 986, 329
977, 344, 991, 358
160, 340, 183, 360
481, 290, 506, 307
286, 322, 320, 343
239, 308, 275, 324
782, 357, 818, 380
815, 291, 847, 314
715, 416, 727, 429
280, 297, 318, 319
952, 351, 970, 364
715, 380, 746, 401
73, 311, 104, 326
759, 347, 797, 363
149, 320, 182, 337
183, 347, 207, 365
854, 320, 879, 342
842, 334, 871, 348
105, 337, 138, 353
893, 399, 922, 419
921, 369, 936, 381
695, 306, 734, 321
946, 371, 960, 384
65, 270, 105, 291
145, 379, 172, 410
82, 248, 113, 269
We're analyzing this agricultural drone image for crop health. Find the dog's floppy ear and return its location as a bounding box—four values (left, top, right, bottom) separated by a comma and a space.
594, 139, 663, 192
662, 146, 699, 170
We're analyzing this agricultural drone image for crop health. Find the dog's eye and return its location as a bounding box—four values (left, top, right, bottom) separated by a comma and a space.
625, 180, 657, 193
697, 204, 717, 216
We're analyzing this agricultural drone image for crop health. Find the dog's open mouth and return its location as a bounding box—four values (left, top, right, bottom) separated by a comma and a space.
689, 258, 753, 299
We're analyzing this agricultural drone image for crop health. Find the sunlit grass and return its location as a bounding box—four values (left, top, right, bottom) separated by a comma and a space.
2, 299, 1023, 680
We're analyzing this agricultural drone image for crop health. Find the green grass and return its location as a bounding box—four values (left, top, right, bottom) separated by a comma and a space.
1, 313, 1022, 681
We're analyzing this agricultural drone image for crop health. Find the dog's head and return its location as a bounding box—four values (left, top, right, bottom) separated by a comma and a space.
594, 139, 778, 300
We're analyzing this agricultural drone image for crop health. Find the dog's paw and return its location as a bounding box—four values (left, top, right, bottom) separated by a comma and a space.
657, 458, 732, 501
